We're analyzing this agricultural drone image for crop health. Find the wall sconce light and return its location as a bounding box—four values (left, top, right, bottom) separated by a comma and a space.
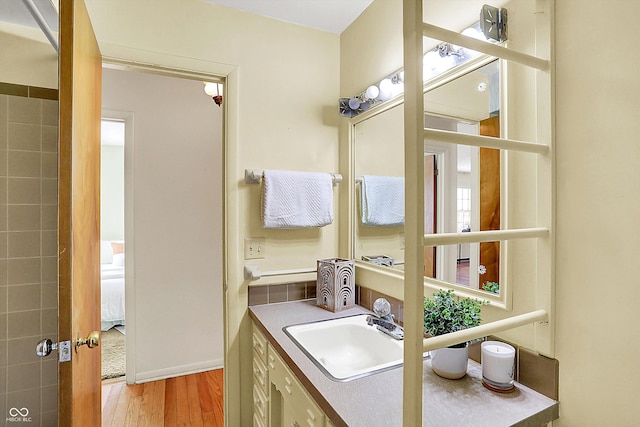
204, 82, 223, 106
339, 4, 508, 118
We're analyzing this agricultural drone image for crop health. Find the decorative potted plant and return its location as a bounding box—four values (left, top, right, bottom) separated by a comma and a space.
482, 281, 500, 294
423, 289, 487, 379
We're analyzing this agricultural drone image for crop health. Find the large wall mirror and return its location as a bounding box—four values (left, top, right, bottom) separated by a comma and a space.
352, 56, 504, 299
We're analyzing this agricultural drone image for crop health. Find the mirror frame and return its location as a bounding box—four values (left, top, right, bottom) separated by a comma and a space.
348, 54, 510, 309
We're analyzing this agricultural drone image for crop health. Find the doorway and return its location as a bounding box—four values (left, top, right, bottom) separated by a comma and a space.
100, 66, 225, 387
100, 118, 127, 381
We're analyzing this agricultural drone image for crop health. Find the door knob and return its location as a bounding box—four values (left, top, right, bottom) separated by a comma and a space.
75, 331, 100, 351
36, 339, 57, 357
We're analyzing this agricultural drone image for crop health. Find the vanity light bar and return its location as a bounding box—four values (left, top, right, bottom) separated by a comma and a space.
424, 128, 549, 155
422, 309, 549, 352
423, 227, 548, 246
423, 23, 548, 71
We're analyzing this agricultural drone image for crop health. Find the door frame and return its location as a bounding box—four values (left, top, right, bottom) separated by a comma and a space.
423, 141, 457, 283
99, 54, 237, 422
101, 110, 135, 383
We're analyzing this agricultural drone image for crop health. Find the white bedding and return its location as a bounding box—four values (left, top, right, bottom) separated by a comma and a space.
101, 265, 125, 331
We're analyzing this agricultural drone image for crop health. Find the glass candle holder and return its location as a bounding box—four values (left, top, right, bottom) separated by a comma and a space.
481, 340, 516, 392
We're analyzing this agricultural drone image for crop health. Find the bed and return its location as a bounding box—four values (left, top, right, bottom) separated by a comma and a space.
101, 240, 126, 331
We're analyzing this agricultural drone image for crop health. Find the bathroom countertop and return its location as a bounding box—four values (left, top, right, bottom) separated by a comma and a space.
249, 300, 559, 427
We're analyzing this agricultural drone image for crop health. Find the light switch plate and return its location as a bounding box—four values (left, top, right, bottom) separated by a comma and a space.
244, 238, 266, 259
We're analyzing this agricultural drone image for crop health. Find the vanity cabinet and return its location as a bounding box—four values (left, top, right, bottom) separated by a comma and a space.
252, 323, 335, 427
252, 323, 270, 426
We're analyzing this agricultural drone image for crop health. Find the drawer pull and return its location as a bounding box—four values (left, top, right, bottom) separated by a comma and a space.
306, 408, 316, 420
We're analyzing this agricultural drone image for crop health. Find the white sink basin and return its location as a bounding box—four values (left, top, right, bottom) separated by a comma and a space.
284, 314, 406, 381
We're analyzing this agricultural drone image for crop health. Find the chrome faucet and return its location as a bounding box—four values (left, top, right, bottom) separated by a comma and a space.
366, 298, 404, 340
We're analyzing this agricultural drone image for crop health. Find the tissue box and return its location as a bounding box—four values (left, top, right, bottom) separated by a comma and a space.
317, 258, 355, 312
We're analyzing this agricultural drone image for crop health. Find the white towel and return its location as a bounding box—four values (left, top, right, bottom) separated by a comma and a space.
360, 175, 404, 226
262, 170, 334, 229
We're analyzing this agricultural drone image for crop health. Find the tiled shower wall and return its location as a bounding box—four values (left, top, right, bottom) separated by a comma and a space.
0, 84, 58, 427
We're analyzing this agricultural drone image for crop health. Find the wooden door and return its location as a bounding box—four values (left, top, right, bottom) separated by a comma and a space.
58, 0, 103, 425
479, 116, 500, 288
424, 155, 436, 277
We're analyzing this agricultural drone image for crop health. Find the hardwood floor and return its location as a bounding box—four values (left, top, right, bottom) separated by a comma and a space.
102, 369, 224, 426
456, 259, 470, 286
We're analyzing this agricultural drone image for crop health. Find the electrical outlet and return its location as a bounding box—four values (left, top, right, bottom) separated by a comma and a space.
244, 238, 266, 259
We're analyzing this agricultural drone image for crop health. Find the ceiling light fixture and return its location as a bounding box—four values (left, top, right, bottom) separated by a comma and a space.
204, 82, 223, 106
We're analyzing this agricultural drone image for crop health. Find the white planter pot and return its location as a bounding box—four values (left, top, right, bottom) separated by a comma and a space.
430, 345, 469, 379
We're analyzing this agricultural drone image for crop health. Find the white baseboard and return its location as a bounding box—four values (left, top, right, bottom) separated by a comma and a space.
134, 358, 224, 384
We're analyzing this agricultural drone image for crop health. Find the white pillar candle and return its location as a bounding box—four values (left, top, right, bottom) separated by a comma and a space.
481, 341, 516, 387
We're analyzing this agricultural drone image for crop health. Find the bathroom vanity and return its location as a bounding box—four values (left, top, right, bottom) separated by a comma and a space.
250, 300, 559, 427
252, 319, 334, 426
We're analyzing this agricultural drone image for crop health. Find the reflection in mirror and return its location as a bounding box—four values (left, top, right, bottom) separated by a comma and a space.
354, 102, 405, 269
353, 59, 501, 295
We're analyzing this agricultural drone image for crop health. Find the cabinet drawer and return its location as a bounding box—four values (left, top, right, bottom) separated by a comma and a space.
253, 353, 269, 395
252, 323, 268, 364
269, 348, 324, 427
293, 392, 324, 427
253, 383, 269, 425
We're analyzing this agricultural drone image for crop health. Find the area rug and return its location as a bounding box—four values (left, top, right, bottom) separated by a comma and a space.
102, 328, 125, 380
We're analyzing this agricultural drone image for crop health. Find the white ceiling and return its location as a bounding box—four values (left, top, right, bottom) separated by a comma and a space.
0, 1, 511, 40
202, 0, 373, 34
0, 0, 58, 31
202, 0, 510, 35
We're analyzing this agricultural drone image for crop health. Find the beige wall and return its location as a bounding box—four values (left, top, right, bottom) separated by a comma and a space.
0, 23, 57, 89
342, 0, 640, 425
101, 67, 224, 381
555, 1, 640, 425
85, 1, 340, 423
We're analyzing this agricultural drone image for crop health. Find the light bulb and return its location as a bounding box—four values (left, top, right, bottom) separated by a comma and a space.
389, 82, 404, 97
348, 97, 361, 110
378, 78, 393, 100
204, 82, 218, 96
365, 85, 380, 100
462, 27, 485, 41
423, 50, 440, 71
